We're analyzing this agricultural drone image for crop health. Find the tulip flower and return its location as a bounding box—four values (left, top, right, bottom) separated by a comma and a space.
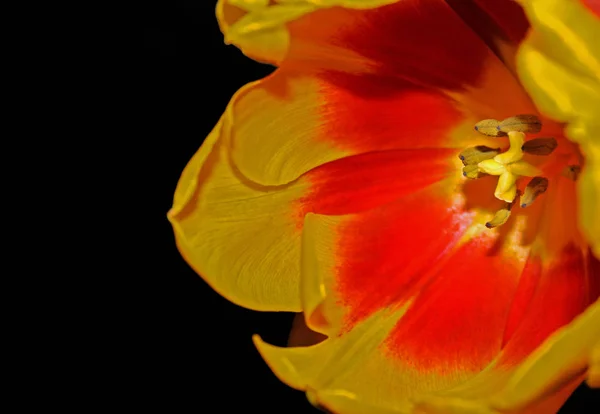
168, 0, 600, 412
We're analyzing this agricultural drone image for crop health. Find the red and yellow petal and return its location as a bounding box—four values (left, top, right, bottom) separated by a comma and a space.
225, 65, 537, 187
254, 166, 598, 411
256, 214, 599, 412
220, 0, 539, 188
218, 0, 528, 81
168, 104, 459, 311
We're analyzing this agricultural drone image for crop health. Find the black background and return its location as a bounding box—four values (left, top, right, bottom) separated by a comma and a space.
142, 1, 599, 412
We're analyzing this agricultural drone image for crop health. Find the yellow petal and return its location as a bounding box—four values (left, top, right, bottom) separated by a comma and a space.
300, 213, 346, 335
516, 0, 600, 258
589, 341, 600, 387
167, 109, 307, 311
518, 0, 600, 81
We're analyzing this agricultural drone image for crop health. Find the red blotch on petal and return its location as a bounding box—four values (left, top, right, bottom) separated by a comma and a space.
319, 71, 467, 153
582, 0, 600, 19
326, 183, 475, 330
502, 256, 543, 347
300, 148, 457, 217
385, 236, 523, 374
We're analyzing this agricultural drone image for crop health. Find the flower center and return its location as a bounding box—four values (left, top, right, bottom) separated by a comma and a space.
459, 115, 581, 229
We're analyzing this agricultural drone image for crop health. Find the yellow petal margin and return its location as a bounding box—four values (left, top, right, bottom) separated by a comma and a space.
256, 298, 599, 413
216, 0, 400, 64
516, 0, 600, 258
167, 83, 308, 311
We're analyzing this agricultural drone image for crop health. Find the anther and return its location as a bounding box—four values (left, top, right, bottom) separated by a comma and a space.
474, 119, 507, 137
462, 164, 487, 179
498, 114, 542, 134
485, 208, 512, 228
522, 137, 558, 156
486, 192, 519, 229
520, 177, 549, 208
563, 165, 581, 181
458, 145, 500, 166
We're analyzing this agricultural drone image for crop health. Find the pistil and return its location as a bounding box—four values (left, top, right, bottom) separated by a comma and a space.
477, 131, 541, 202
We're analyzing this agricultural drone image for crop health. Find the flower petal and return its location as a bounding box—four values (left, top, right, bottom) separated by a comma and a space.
256, 180, 527, 409
222, 2, 538, 187
491, 299, 600, 412
445, 0, 529, 76
516, 0, 600, 258
227, 68, 484, 187
169, 106, 458, 311
413, 248, 599, 413
219, 0, 527, 83
255, 180, 598, 410
168, 119, 305, 311
216, 0, 397, 65
589, 340, 600, 387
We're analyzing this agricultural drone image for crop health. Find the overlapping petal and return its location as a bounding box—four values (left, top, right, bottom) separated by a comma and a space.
168, 85, 461, 310
516, 0, 600, 258
219, 0, 539, 187
227, 69, 487, 187
256, 129, 598, 410
257, 199, 600, 412
168, 114, 306, 311
171, 0, 600, 412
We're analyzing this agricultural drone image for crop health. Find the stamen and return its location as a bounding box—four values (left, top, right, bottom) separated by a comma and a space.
458, 145, 500, 166
520, 177, 549, 208
460, 115, 556, 230
476, 131, 541, 202
522, 137, 558, 156
462, 164, 487, 179
474, 119, 507, 137
498, 114, 542, 134
486, 193, 519, 229
563, 165, 581, 181
485, 207, 512, 228
495, 170, 518, 202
